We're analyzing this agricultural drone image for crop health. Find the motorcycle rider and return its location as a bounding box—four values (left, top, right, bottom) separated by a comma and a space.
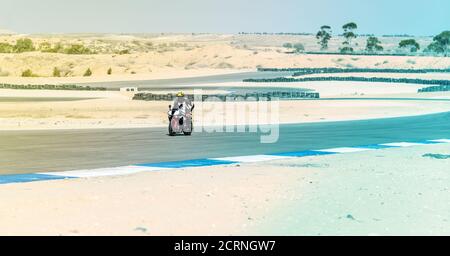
171, 91, 194, 115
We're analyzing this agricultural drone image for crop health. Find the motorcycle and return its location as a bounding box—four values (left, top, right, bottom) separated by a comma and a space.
168, 104, 194, 136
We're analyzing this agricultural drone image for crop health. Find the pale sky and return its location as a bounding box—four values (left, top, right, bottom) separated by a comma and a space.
0, 0, 448, 35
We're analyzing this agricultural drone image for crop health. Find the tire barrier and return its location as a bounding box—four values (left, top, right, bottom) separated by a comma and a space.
0, 83, 107, 91
301, 51, 427, 57
256, 67, 450, 76
418, 85, 450, 93
133, 91, 320, 102
243, 76, 450, 87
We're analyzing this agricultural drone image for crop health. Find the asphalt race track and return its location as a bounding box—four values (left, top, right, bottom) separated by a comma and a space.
79, 71, 293, 88
1, 111, 449, 174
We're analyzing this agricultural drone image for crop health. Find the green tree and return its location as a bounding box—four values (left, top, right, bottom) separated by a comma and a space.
341, 22, 358, 53
366, 36, 383, 53
426, 31, 450, 56
14, 38, 35, 53
316, 25, 332, 50
83, 68, 92, 77
399, 39, 420, 53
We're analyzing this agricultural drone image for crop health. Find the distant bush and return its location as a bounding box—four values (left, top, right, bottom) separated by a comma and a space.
65, 44, 92, 54
14, 38, 35, 53
117, 49, 130, 55
22, 69, 37, 77
340, 46, 355, 53
215, 62, 234, 69
0, 39, 36, 53
39, 42, 52, 52
107, 68, 112, 75
293, 43, 305, 53
53, 67, 61, 77
42, 43, 64, 53
83, 68, 92, 77
0, 43, 14, 53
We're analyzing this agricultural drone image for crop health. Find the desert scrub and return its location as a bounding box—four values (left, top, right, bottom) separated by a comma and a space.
107, 68, 112, 75
184, 62, 197, 70
116, 49, 131, 55
38, 42, 52, 52
53, 67, 61, 77
293, 43, 305, 53
283, 43, 293, 48
0, 38, 35, 53
215, 62, 234, 69
83, 68, 92, 77
14, 38, 36, 53
40, 42, 64, 53
0, 43, 14, 53
22, 69, 38, 77
65, 44, 92, 54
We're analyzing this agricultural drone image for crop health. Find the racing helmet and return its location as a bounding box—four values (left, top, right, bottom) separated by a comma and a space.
176, 91, 185, 97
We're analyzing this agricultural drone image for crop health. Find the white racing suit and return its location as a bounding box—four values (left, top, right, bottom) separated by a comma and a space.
171, 96, 194, 115
169, 96, 194, 134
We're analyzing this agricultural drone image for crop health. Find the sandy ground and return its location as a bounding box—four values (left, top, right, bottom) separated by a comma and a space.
251, 143, 450, 236
2, 81, 450, 130
1, 143, 448, 236
1, 34, 449, 130
1, 33, 449, 236
1, 34, 449, 85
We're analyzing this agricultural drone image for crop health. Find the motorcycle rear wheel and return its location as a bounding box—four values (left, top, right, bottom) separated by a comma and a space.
183, 121, 193, 136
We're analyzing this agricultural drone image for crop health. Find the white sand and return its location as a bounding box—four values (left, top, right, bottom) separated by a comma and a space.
1, 143, 448, 235
251, 143, 450, 236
